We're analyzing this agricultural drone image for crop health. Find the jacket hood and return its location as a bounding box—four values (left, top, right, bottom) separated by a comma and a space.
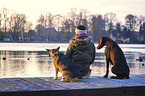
70, 37, 91, 46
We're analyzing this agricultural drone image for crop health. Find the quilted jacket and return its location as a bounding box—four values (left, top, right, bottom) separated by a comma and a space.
66, 36, 95, 76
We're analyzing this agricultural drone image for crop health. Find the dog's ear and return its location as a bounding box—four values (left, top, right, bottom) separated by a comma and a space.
99, 37, 104, 44
97, 36, 106, 49
46, 49, 50, 51
102, 36, 105, 39
57, 46, 60, 50
102, 36, 111, 42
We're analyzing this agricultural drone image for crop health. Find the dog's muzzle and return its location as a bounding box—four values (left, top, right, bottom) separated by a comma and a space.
97, 46, 101, 49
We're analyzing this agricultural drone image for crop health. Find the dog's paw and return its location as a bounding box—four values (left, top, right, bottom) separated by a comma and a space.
103, 75, 108, 78
53, 77, 57, 80
60, 78, 66, 82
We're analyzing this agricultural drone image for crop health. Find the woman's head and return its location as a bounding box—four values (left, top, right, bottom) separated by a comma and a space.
75, 25, 87, 35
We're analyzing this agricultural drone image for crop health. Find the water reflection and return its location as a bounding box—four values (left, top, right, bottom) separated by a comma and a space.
0, 50, 145, 78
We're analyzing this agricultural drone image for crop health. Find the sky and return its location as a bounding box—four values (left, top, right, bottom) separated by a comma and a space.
0, 0, 145, 28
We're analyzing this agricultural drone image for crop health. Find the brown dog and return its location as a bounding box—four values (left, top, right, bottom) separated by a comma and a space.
97, 36, 130, 79
46, 47, 80, 82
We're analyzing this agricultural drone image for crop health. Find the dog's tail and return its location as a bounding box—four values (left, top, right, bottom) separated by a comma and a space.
81, 69, 92, 79
62, 71, 78, 82
68, 77, 79, 82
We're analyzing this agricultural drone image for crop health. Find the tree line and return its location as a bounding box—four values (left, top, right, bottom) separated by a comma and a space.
0, 7, 145, 43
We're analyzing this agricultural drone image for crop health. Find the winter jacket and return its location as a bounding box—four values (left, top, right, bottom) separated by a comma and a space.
66, 36, 96, 76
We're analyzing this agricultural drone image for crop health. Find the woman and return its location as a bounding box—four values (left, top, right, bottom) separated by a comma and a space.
66, 25, 95, 79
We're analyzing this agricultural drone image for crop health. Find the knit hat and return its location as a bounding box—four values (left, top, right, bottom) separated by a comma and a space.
75, 25, 87, 34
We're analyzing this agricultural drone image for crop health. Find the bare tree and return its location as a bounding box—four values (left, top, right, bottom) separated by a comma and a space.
2, 8, 9, 38
104, 12, 117, 36
10, 13, 27, 40
143, 23, 145, 43
54, 14, 63, 32
125, 14, 139, 43
77, 9, 89, 26
66, 8, 89, 33
138, 15, 145, 42
62, 19, 71, 32
125, 14, 138, 31
0, 13, 2, 39
92, 15, 106, 41
0, 13, 2, 30
67, 8, 77, 32
138, 15, 145, 26
37, 12, 54, 28
47, 13, 54, 28
25, 21, 33, 32
37, 14, 46, 27
115, 22, 122, 40
138, 15, 145, 34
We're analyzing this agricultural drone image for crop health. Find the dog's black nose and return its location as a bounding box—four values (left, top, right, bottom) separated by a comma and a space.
97, 46, 100, 49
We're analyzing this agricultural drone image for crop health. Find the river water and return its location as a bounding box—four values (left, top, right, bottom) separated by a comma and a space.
0, 43, 145, 78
